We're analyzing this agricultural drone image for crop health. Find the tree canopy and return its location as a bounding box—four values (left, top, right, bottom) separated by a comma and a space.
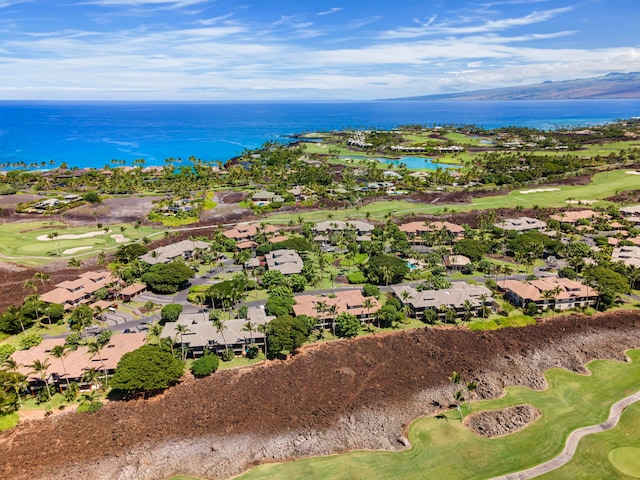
266, 315, 309, 359
141, 261, 195, 294
363, 254, 410, 285
110, 345, 184, 394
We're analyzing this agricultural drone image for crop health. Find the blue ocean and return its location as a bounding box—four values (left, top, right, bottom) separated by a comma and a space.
1, 100, 640, 169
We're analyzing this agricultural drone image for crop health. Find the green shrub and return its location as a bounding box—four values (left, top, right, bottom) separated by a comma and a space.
191, 354, 220, 377
221, 348, 235, 362
19, 333, 43, 350
362, 284, 380, 297
77, 400, 103, 414
245, 345, 260, 359
346, 271, 366, 284
0, 344, 16, 362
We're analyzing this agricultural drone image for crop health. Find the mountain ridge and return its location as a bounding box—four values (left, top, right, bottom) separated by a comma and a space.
386, 72, 640, 101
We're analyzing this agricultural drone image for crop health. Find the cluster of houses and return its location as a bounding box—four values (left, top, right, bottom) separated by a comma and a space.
160, 306, 272, 357
20, 194, 82, 213
11, 333, 147, 392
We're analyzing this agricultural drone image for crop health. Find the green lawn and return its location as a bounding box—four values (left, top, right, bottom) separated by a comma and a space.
0, 220, 161, 266
265, 168, 640, 224
233, 349, 640, 480
539, 403, 640, 479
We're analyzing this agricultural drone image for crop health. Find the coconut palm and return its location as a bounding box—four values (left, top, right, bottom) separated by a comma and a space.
362, 298, 375, 324
34, 272, 50, 289
148, 322, 163, 346
242, 321, 256, 344
87, 339, 110, 388
211, 317, 228, 355
175, 323, 190, 361
30, 359, 52, 401
49, 344, 71, 389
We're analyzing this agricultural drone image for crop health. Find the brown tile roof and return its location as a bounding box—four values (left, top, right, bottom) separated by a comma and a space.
549, 209, 598, 223
293, 290, 381, 319
398, 221, 465, 235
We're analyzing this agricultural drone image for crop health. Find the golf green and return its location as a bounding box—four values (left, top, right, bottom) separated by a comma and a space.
609, 447, 640, 478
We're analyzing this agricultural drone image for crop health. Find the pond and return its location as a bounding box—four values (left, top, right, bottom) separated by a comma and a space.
342, 156, 460, 170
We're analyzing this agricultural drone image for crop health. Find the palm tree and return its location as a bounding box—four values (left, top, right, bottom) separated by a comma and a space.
148, 322, 163, 346
362, 297, 375, 324
67, 257, 82, 269
399, 289, 413, 322
2, 359, 26, 407
327, 303, 339, 338
256, 323, 269, 357
49, 344, 71, 389
81, 368, 101, 391
22, 278, 38, 294
34, 272, 50, 289
87, 339, 110, 389
313, 300, 328, 330
478, 293, 489, 319
380, 265, 393, 287
211, 317, 228, 355
175, 324, 190, 361
462, 299, 474, 322
242, 321, 256, 344
48, 232, 61, 255
466, 381, 477, 410
31, 359, 52, 401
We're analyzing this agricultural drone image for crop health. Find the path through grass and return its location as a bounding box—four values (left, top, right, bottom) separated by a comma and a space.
233, 349, 640, 480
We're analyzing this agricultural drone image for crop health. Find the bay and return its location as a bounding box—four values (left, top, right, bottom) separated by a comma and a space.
1, 99, 639, 169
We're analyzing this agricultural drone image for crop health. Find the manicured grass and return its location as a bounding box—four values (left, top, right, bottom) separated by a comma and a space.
0, 220, 161, 266
540, 405, 640, 479
265, 169, 640, 224
0, 412, 19, 431
234, 350, 640, 480
0, 322, 68, 349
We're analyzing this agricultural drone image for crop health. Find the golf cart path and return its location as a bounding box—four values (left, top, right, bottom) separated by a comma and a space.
491, 389, 640, 479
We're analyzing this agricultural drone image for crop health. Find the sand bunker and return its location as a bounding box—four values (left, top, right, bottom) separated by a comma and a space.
465, 404, 541, 438
519, 188, 560, 194
110, 234, 128, 243
566, 199, 596, 205
62, 246, 93, 255
37, 230, 109, 241
625, 171, 640, 175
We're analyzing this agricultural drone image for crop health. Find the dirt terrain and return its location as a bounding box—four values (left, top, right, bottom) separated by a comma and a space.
0, 310, 639, 480
465, 404, 541, 438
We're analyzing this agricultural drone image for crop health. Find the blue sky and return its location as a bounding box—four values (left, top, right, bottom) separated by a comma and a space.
1, 0, 639, 100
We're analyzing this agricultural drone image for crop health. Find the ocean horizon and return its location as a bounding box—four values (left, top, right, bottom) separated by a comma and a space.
1, 99, 640, 170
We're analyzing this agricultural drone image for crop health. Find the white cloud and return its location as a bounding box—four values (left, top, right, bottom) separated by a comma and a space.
317, 7, 342, 16
381, 7, 573, 39
0, 0, 31, 7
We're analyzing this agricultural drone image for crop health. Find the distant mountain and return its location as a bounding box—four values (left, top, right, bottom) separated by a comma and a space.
387, 72, 640, 101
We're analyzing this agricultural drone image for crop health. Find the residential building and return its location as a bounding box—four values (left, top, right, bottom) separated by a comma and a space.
40, 270, 115, 311
222, 223, 279, 241
495, 217, 547, 232
251, 191, 284, 205
161, 306, 272, 357
11, 333, 146, 390
313, 220, 375, 244
391, 283, 493, 320
611, 246, 640, 268
498, 277, 599, 310
140, 239, 210, 265
549, 209, 598, 224
264, 249, 304, 275
398, 221, 465, 242
443, 254, 471, 271
292, 289, 381, 325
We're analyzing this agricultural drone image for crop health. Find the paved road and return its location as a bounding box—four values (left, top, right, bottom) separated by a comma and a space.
491, 390, 640, 480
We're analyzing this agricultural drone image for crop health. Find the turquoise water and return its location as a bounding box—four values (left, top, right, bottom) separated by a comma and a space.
1, 99, 639, 169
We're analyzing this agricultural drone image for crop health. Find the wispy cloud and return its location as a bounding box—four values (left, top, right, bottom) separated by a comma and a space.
83, 0, 206, 6
317, 7, 342, 16
0, 0, 31, 7
381, 7, 573, 39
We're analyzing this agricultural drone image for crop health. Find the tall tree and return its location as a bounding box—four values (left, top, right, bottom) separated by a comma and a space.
49, 344, 71, 389
30, 359, 52, 401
